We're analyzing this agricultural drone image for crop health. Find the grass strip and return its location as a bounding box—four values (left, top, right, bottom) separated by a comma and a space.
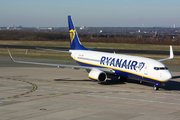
1, 40, 180, 51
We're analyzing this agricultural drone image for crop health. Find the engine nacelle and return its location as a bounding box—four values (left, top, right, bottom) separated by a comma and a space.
88, 69, 107, 83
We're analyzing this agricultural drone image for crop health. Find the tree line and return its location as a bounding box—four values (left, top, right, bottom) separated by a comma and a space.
0, 31, 69, 41
0, 30, 180, 45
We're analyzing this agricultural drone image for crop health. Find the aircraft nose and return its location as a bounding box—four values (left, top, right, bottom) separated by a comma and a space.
162, 71, 172, 82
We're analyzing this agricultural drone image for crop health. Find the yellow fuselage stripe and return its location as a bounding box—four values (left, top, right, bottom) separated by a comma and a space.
72, 56, 165, 83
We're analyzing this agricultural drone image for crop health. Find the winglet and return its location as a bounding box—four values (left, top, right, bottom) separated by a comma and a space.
158, 45, 174, 62
170, 45, 174, 59
7, 48, 15, 62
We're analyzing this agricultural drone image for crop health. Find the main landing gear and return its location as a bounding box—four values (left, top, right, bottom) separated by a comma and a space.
118, 76, 127, 82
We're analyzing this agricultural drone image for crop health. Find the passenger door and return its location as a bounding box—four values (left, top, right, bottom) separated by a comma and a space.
144, 64, 149, 75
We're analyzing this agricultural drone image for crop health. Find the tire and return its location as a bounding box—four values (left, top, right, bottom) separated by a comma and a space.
153, 86, 159, 90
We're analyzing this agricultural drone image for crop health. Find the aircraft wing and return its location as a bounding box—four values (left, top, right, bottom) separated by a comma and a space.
158, 45, 174, 62
7, 48, 114, 74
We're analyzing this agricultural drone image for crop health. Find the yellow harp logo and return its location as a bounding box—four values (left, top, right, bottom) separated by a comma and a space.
69, 29, 75, 44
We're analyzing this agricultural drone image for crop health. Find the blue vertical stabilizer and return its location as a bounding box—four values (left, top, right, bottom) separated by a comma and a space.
68, 16, 87, 50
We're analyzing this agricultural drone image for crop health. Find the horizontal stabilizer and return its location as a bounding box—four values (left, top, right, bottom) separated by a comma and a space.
36, 47, 71, 53
88, 47, 97, 50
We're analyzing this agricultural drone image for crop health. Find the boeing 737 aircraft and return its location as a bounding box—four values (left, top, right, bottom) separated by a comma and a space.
7, 16, 174, 90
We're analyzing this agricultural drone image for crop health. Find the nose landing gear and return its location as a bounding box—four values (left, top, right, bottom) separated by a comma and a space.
153, 83, 160, 90
153, 85, 159, 90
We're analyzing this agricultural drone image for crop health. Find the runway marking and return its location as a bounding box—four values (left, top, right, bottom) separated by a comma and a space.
73, 94, 180, 106
6, 89, 177, 109
25, 79, 180, 95
50, 96, 180, 112
0, 77, 37, 100
1, 79, 180, 101
174, 99, 180, 100
1, 77, 180, 103
1, 77, 180, 112
51, 81, 180, 94
57, 83, 180, 95
155, 96, 165, 99
24, 91, 88, 102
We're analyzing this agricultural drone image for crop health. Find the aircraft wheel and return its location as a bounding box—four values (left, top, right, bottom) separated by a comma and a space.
153, 86, 159, 90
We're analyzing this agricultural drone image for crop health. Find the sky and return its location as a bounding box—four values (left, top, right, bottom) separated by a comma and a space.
0, 0, 180, 27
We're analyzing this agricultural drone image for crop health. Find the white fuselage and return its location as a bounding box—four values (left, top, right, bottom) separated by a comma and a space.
70, 50, 172, 83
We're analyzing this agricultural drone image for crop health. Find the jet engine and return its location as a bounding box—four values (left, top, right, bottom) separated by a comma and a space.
88, 69, 107, 83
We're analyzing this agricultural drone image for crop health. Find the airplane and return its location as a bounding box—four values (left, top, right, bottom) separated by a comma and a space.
7, 16, 174, 90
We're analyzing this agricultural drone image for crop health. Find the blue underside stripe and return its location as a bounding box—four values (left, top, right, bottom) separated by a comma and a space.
74, 59, 162, 84
89, 77, 98, 82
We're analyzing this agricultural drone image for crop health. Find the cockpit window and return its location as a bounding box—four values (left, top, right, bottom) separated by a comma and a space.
154, 67, 168, 70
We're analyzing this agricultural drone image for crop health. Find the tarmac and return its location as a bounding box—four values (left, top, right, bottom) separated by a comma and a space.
0, 56, 180, 120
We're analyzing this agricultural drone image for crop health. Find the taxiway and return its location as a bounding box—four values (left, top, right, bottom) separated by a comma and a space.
0, 56, 180, 120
